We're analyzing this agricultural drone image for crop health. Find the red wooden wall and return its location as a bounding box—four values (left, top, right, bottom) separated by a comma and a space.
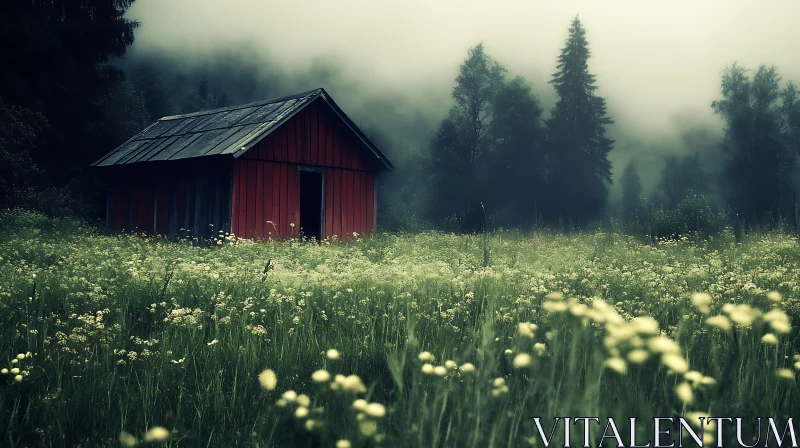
324, 168, 375, 241
106, 159, 233, 240
232, 98, 378, 241
231, 160, 300, 239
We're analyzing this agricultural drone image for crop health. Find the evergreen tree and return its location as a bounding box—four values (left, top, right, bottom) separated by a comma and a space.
620, 161, 642, 218
0, 0, 139, 210
429, 44, 506, 231
545, 16, 614, 224
712, 64, 794, 223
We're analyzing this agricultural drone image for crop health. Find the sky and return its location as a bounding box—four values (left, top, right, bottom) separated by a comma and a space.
124, 0, 800, 195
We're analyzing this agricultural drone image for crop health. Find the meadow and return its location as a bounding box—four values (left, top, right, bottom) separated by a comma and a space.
1, 210, 799, 447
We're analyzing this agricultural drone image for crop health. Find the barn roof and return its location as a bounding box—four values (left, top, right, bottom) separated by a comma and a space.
92, 88, 393, 170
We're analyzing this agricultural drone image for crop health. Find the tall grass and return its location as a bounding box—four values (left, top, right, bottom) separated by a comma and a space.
0, 210, 798, 447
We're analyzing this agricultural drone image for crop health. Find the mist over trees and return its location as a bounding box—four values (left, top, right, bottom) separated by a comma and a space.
712, 64, 799, 225
428, 44, 513, 231
486, 77, 546, 227
620, 162, 642, 219
2, 2, 800, 237
422, 19, 800, 235
182, 79, 230, 114
426, 17, 614, 231
657, 153, 708, 208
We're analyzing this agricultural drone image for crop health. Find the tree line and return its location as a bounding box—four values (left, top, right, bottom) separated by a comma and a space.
618, 64, 800, 237
417, 17, 800, 236
420, 17, 613, 232
2, 2, 799, 237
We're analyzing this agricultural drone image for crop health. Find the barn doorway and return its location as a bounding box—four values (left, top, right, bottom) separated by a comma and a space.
299, 170, 324, 241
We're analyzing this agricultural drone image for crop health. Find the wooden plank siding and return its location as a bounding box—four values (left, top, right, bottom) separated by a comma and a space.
230, 159, 376, 241
104, 96, 383, 243
112, 179, 130, 231
240, 98, 379, 172
230, 159, 302, 240
105, 158, 233, 241
232, 97, 378, 241
156, 180, 171, 235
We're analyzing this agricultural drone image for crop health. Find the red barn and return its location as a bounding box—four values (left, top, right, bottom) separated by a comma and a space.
92, 88, 393, 241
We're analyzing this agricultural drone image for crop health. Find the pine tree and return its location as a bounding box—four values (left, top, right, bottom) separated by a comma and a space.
0, 0, 139, 210
545, 16, 614, 224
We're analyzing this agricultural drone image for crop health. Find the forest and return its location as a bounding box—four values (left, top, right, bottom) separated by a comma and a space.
3, 1, 799, 238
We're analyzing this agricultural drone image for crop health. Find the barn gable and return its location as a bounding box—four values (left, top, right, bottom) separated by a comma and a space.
92, 88, 393, 171
231, 98, 382, 240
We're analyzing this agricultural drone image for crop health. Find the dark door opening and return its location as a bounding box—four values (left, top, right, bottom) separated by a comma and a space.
299, 170, 324, 241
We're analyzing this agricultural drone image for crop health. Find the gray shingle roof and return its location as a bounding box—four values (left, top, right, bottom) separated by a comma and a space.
92, 88, 393, 170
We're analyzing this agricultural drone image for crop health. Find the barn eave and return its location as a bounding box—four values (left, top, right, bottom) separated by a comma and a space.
91, 88, 393, 171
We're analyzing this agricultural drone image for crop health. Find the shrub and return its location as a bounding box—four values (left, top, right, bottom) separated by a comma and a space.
624, 194, 727, 240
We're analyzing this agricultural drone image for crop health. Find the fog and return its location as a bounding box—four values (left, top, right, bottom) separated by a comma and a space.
124, 0, 800, 197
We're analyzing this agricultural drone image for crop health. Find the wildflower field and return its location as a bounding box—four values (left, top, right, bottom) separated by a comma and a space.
1, 210, 799, 447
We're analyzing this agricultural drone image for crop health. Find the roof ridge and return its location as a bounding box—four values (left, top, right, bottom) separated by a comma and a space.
91, 87, 392, 171
159, 88, 324, 121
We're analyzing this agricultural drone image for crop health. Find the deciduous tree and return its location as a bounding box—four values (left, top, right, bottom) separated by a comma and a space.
712, 64, 795, 223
